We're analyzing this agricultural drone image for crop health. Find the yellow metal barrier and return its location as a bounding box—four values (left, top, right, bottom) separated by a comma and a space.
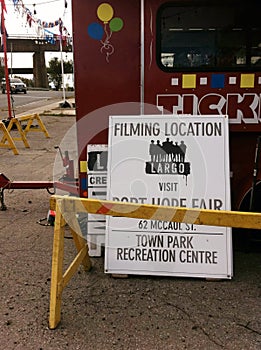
49, 195, 261, 329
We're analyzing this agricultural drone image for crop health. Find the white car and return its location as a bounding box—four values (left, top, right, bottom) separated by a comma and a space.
1, 77, 27, 94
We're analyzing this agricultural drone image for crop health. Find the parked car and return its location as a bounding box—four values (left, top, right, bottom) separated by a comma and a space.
1, 77, 27, 94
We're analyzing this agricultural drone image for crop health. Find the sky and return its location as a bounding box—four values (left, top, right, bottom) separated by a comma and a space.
2, 0, 73, 70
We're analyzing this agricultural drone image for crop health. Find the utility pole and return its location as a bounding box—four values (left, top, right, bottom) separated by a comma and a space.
59, 17, 70, 108
1, 0, 12, 119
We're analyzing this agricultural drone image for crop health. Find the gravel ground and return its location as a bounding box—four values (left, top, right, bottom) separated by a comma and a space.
0, 111, 260, 350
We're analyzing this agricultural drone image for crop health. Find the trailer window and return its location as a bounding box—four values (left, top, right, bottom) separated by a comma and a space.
157, 1, 261, 71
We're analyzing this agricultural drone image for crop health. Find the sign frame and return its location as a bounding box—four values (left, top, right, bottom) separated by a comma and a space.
105, 115, 233, 279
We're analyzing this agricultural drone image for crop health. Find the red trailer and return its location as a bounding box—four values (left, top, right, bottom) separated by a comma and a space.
72, 0, 261, 214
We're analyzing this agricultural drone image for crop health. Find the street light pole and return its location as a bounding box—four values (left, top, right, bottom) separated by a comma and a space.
59, 35, 66, 102
59, 17, 70, 108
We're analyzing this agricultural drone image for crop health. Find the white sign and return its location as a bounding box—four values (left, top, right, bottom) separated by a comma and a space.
105, 115, 233, 279
87, 144, 108, 256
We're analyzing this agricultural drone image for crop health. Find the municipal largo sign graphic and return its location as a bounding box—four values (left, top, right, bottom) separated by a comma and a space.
105, 115, 233, 279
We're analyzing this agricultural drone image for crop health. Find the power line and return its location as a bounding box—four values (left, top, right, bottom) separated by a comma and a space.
7, 0, 63, 6
6, 0, 69, 17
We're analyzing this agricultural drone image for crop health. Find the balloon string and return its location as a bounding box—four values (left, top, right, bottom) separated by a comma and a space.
100, 41, 115, 62
104, 23, 112, 43
106, 52, 110, 63
100, 24, 114, 62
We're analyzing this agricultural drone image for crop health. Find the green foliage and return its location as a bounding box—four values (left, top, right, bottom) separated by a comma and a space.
14, 75, 34, 87
47, 57, 73, 90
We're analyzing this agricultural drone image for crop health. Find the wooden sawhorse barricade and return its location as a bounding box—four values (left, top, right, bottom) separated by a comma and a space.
18, 113, 50, 139
49, 195, 261, 329
0, 121, 19, 155
0, 114, 50, 154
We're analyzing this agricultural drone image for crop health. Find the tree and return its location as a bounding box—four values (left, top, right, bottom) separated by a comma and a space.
47, 57, 73, 90
0, 65, 5, 81
15, 75, 34, 87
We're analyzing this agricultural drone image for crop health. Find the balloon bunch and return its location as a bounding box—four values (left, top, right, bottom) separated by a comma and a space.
88, 3, 124, 62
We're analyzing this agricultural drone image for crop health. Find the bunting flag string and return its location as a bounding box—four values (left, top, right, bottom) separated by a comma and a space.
44, 28, 71, 48
11, 0, 70, 41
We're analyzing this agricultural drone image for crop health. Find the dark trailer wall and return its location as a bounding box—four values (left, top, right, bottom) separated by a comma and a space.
72, 0, 261, 215
72, 0, 141, 194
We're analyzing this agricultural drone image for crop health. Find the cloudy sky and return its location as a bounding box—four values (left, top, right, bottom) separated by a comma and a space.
2, 0, 73, 69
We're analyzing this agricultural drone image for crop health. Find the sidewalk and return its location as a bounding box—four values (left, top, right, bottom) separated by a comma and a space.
16, 97, 76, 117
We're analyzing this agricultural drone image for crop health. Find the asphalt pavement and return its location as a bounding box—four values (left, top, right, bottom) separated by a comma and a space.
0, 99, 260, 350
0, 90, 75, 119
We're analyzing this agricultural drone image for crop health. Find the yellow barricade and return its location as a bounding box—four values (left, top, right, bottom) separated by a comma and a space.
49, 195, 261, 329
18, 113, 50, 138
3, 117, 30, 148
0, 121, 19, 155
0, 114, 49, 153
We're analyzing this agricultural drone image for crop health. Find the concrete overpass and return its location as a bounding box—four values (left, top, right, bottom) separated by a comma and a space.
1, 36, 72, 88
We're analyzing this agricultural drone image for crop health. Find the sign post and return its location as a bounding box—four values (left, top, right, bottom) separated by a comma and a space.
105, 115, 233, 279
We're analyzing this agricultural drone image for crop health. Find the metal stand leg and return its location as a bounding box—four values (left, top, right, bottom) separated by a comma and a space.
0, 189, 7, 211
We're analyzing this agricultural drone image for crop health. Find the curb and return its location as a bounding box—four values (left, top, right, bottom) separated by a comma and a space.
16, 99, 76, 117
